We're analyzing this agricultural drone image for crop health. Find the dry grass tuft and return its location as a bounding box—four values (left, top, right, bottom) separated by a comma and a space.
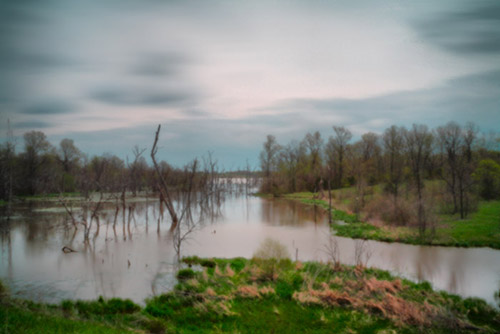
247, 265, 264, 282
236, 285, 261, 298
186, 278, 199, 288
331, 276, 343, 286
202, 268, 209, 281
293, 291, 322, 305
295, 261, 303, 270
364, 277, 402, 295
225, 265, 235, 277
259, 286, 275, 296
205, 287, 217, 297
373, 293, 432, 326
294, 288, 355, 307
214, 265, 223, 277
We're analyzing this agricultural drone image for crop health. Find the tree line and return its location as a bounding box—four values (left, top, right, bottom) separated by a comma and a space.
0, 129, 225, 204
259, 122, 500, 234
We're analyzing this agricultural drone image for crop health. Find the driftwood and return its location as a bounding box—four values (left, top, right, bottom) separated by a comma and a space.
62, 246, 77, 253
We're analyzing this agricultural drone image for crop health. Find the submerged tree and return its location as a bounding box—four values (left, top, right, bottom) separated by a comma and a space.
151, 124, 179, 230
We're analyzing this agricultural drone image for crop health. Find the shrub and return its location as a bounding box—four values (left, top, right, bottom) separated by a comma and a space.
0, 280, 8, 300
473, 159, 500, 200
276, 280, 294, 300
253, 238, 290, 260
177, 268, 196, 280
230, 258, 246, 272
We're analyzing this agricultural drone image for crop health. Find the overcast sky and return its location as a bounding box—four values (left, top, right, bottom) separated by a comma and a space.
1, 0, 499, 169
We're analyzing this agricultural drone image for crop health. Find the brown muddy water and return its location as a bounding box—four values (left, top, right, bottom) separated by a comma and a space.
0, 194, 499, 306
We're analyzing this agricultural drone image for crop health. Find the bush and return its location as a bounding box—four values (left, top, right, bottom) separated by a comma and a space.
473, 159, 500, 200
177, 268, 196, 280
253, 238, 290, 260
276, 280, 294, 300
230, 258, 246, 272
0, 280, 8, 300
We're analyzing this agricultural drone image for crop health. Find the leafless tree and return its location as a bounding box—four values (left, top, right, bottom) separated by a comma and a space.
328, 126, 352, 188
404, 124, 433, 236
353, 239, 372, 268
151, 124, 179, 230
323, 233, 341, 269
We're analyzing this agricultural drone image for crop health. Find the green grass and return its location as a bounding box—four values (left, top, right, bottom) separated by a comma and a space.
0, 301, 139, 334
284, 192, 500, 249
1, 259, 499, 333
0, 199, 7, 206
435, 201, 500, 248
144, 257, 499, 333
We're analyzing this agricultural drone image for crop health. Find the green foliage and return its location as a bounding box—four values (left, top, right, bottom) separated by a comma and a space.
473, 159, 500, 200
253, 238, 290, 260
177, 268, 196, 280
275, 279, 294, 300
229, 257, 246, 272
72, 298, 140, 317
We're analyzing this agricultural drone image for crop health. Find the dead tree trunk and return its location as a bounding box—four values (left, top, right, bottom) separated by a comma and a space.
151, 125, 179, 230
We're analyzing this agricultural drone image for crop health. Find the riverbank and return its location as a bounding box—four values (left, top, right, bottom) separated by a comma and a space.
280, 192, 500, 249
1, 258, 498, 333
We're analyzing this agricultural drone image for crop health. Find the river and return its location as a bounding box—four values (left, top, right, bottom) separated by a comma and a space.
0, 192, 499, 306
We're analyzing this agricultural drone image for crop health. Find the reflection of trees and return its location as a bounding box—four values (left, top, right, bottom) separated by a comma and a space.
260, 199, 327, 226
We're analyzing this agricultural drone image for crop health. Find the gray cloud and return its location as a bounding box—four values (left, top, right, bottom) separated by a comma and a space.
14, 121, 51, 129
414, 2, 500, 55
22, 100, 76, 115
267, 70, 500, 134
90, 87, 196, 107
130, 52, 189, 77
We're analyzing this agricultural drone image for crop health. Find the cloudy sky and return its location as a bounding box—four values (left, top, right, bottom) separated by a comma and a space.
1, 0, 499, 168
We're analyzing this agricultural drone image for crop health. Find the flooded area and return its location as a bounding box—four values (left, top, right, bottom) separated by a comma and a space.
1, 193, 499, 306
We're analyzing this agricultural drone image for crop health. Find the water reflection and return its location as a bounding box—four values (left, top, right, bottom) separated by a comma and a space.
0, 194, 499, 307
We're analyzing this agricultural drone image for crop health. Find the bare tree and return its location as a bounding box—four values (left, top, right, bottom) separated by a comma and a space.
22, 130, 53, 195
437, 122, 477, 218
383, 126, 405, 199
323, 234, 341, 269
303, 131, 324, 192
328, 126, 352, 188
151, 125, 179, 230
0, 120, 16, 206
259, 134, 281, 193
404, 124, 433, 236
128, 145, 147, 196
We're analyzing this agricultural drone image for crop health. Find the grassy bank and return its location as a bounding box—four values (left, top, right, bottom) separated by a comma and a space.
2, 258, 499, 333
282, 192, 500, 249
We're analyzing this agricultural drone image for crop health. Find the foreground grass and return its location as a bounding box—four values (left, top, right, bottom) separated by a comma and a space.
156, 257, 499, 333
283, 192, 500, 249
2, 258, 499, 333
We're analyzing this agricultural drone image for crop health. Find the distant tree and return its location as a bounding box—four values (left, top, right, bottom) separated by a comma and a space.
302, 131, 324, 192
128, 146, 147, 196
327, 126, 352, 188
278, 140, 305, 193
383, 125, 405, 202
57, 138, 82, 192
21, 131, 53, 195
360, 132, 381, 184
259, 135, 281, 193
436, 122, 477, 218
404, 124, 433, 236
473, 159, 500, 200
0, 121, 16, 202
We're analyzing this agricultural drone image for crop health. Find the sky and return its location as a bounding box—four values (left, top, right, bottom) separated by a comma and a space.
0, 0, 499, 169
